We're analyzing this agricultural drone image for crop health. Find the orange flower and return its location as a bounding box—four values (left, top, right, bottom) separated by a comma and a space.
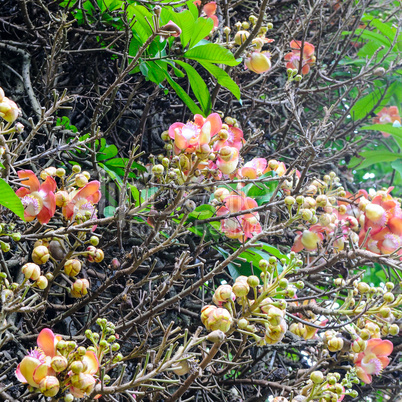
62, 181, 101, 221
15, 329, 62, 388
194, 1, 218, 27
16, 170, 57, 224
245, 51, 271, 74
354, 338, 393, 384
284, 40, 315, 75
169, 113, 222, 154
373, 106, 401, 138
216, 192, 262, 241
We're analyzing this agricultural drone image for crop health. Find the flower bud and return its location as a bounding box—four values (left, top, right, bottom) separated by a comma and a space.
56, 168, 66, 177
72, 165, 81, 173
204, 307, 233, 333
32, 245, 50, 265
55, 191, 70, 207
327, 336, 344, 352
247, 275, 259, 287
207, 329, 226, 343
234, 30, 250, 45
70, 360, 87, 374
245, 51, 271, 74
259, 259, 269, 270
35, 275, 48, 290
214, 284, 233, 302
389, 324, 399, 336
40, 167, 57, 180
152, 164, 165, 175
94, 249, 104, 263
266, 306, 285, 326
357, 282, 370, 294
75, 173, 88, 188
86, 246, 97, 262
310, 371, 324, 384
284, 196, 296, 206
301, 209, 313, 221
383, 292, 395, 303
172, 359, 191, 375
39, 376, 60, 397
22, 262, 41, 280
70, 373, 96, 395
278, 278, 288, 289
0, 97, 20, 123
334, 278, 345, 287
1, 241, 10, 252
232, 281, 250, 297
64, 259, 82, 277
51, 355, 68, 372
351, 337, 366, 353
71, 278, 90, 298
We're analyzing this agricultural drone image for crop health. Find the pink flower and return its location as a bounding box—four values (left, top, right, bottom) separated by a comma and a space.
354, 338, 393, 384
236, 158, 267, 179
373, 106, 401, 137
245, 51, 271, 74
217, 192, 262, 241
194, 1, 218, 27
63, 181, 101, 220
169, 113, 222, 154
15, 329, 62, 388
284, 40, 315, 75
16, 170, 57, 224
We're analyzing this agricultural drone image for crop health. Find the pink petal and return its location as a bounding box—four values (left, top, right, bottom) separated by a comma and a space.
369, 339, 393, 357
83, 351, 99, 375
18, 170, 40, 192
205, 113, 222, 136
37, 328, 56, 357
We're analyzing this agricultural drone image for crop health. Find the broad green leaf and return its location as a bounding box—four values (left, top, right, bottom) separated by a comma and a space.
186, 0, 199, 19
362, 17, 396, 42
348, 150, 400, 170
349, 84, 393, 120
126, 5, 154, 43
162, 70, 203, 115
343, 29, 391, 48
104, 157, 146, 172
361, 124, 402, 147
175, 60, 211, 115
103, 206, 116, 218
0, 178, 25, 221
166, 61, 186, 78
199, 61, 241, 100
140, 60, 168, 84
187, 204, 216, 222
189, 18, 214, 48
184, 43, 240, 66
96, 144, 118, 161
170, 10, 195, 48
129, 184, 142, 207
391, 160, 402, 179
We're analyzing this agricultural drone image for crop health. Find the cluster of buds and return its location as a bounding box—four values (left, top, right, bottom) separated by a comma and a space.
294, 370, 360, 402
224, 18, 274, 74
85, 318, 122, 367
201, 254, 304, 347
0, 222, 21, 254
15, 328, 100, 399
289, 171, 358, 253
15, 166, 101, 225
159, 113, 244, 180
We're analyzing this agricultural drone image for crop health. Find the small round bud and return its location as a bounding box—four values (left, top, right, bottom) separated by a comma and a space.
72, 165, 81, 173
94, 249, 104, 263
310, 371, 324, 384
22, 263, 41, 280
56, 168, 66, 177
11, 232, 21, 241
278, 278, 288, 289
64, 394, 74, 402
334, 278, 345, 287
55, 191, 70, 207
39, 376, 60, 397
357, 282, 370, 294
71, 278, 90, 298
384, 292, 395, 303
285, 196, 296, 206
35, 275, 48, 290
247, 275, 259, 287
32, 245, 50, 265
75, 174, 88, 188
64, 259, 82, 277
112, 343, 120, 352
259, 259, 269, 270
90, 236, 99, 246
389, 324, 399, 336
152, 164, 165, 175
267, 22, 273, 29
77, 346, 86, 356
373, 67, 386, 76
237, 318, 249, 329
51, 355, 68, 372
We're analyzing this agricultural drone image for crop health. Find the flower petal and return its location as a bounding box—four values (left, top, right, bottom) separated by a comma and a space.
37, 328, 56, 357
18, 170, 40, 192
83, 351, 99, 375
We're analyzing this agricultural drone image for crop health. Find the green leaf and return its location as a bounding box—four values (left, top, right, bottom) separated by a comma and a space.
199, 61, 241, 100
162, 70, 203, 115
126, 5, 154, 43
104, 157, 146, 172
184, 43, 240, 66
140, 60, 168, 84
348, 150, 401, 170
129, 184, 142, 207
171, 10, 195, 48
0, 178, 25, 221
98, 162, 124, 188
189, 18, 214, 48
187, 204, 216, 222
361, 123, 402, 147
391, 160, 402, 180
175, 60, 211, 115
103, 206, 116, 218
186, 0, 199, 19
96, 144, 119, 161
